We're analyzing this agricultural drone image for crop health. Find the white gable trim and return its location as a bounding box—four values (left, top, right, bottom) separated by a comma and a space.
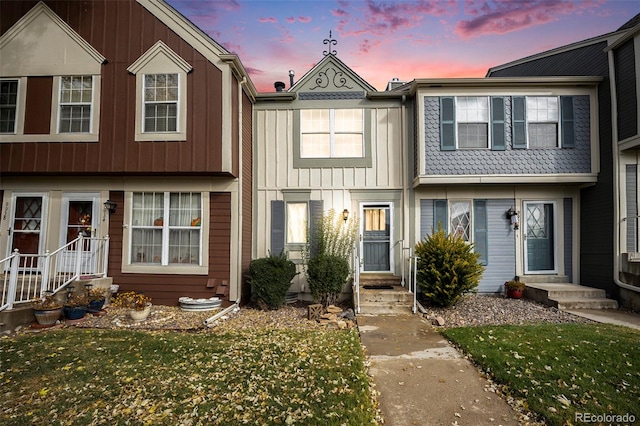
127, 41, 192, 75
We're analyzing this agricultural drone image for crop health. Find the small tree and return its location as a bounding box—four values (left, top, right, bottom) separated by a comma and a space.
303, 209, 358, 307
249, 251, 298, 310
414, 225, 484, 307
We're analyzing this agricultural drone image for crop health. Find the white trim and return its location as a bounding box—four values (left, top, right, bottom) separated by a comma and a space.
359, 202, 394, 274
127, 41, 192, 75
523, 200, 558, 274
7, 192, 48, 261
415, 174, 598, 185
0, 78, 21, 135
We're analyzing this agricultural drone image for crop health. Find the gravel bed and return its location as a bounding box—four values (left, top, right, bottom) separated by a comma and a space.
423, 294, 595, 328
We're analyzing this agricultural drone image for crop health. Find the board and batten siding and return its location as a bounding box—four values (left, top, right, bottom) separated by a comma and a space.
627, 164, 638, 253
563, 198, 573, 283
419, 198, 516, 293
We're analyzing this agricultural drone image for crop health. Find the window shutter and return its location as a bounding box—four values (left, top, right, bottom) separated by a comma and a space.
473, 200, 488, 266
491, 97, 506, 150
434, 200, 448, 233
270, 200, 285, 255
561, 96, 575, 148
440, 97, 456, 151
512, 96, 527, 149
308, 200, 324, 258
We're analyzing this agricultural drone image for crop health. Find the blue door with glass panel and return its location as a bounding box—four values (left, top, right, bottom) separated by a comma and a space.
362, 206, 391, 271
524, 202, 555, 273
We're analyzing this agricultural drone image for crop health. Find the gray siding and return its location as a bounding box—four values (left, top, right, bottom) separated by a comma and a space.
563, 198, 573, 283
627, 165, 637, 252
614, 38, 638, 141
423, 96, 591, 175
480, 199, 516, 293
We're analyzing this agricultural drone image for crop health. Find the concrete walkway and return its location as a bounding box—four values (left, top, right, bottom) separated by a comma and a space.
565, 308, 640, 330
357, 315, 520, 426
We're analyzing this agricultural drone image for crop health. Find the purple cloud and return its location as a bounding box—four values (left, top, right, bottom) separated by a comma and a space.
258, 17, 278, 24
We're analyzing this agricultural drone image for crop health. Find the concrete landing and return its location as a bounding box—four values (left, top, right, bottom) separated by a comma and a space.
357, 314, 519, 426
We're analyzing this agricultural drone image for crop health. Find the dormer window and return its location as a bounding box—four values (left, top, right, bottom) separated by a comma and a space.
144, 73, 178, 132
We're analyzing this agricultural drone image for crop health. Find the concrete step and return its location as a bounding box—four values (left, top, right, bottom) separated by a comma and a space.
359, 287, 413, 304
520, 275, 570, 284
359, 274, 403, 288
553, 297, 619, 310
0, 305, 36, 333
358, 301, 413, 315
523, 283, 618, 310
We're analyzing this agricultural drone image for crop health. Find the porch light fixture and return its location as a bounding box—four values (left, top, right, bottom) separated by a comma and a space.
104, 199, 117, 214
506, 207, 519, 230
342, 209, 349, 222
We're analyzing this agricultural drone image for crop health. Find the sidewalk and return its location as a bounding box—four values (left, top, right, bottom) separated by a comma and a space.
565, 308, 640, 330
357, 314, 520, 426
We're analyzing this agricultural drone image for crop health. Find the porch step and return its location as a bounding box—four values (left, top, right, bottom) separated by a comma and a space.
524, 283, 619, 310
356, 279, 413, 314
0, 305, 36, 333
359, 273, 403, 288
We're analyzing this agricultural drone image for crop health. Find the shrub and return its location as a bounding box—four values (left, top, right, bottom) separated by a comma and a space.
306, 254, 350, 307
414, 225, 484, 307
249, 251, 298, 310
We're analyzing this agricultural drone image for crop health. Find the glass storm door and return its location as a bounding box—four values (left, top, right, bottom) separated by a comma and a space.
60, 194, 99, 273
524, 202, 556, 274
9, 195, 45, 269
362, 205, 391, 272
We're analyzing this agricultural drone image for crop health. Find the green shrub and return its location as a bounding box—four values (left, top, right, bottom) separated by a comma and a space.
414, 225, 484, 307
306, 254, 350, 307
249, 251, 297, 310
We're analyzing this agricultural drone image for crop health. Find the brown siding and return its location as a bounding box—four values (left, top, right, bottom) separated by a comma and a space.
107, 190, 232, 306
23, 77, 52, 135
241, 92, 253, 302
0, 0, 229, 176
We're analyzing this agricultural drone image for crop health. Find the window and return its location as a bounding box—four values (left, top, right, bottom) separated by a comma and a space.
433, 199, 487, 264
144, 74, 178, 132
286, 203, 307, 244
0, 80, 18, 133
300, 109, 364, 158
59, 76, 92, 133
449, 201, 471, 241
456, 97, 489, 148
527, 97, 558, 148
130, 192, 201, 266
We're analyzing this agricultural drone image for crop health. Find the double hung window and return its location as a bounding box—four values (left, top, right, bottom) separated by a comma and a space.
0, 80, 18, 134
59, 76, 92, 133
526, 97, 559, 148
144, 73, 179, 133
456, 97, 489, 148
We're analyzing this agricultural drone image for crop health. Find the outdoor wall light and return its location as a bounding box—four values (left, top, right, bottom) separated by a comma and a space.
342, 209, 349, 222
506, 207, 519, 230
104, 199, 117, 214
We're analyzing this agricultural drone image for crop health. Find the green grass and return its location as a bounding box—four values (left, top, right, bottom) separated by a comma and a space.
442, 323, 640, 425
1, 328, 376, 425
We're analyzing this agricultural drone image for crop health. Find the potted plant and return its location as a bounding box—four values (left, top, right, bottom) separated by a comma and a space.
112, 291, 152, 322
31, 291, 63, 326
63, 287, 89, 320
504, 279, 526, 299
87, 286, 108, 312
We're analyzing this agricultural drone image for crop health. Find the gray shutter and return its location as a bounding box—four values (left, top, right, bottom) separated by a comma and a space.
270, 200, 285, 255
561, 96, 575, 148
308, 200, 324, 258
440, 97, 455, 151
512, 96, 527, 149
434, 200, 448, 233
473, 200, 488, 265
491, 97, 506, 150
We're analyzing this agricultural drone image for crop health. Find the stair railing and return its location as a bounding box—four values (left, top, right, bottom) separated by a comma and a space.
408, 248, 419, 314
352, 244, 361, 314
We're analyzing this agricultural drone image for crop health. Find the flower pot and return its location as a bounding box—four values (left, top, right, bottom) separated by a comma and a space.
506, 288, 523, 299
64, 305, 87, 320
34, 308, 62, 326
88, 298, 105, 312
129, 303, 152, 322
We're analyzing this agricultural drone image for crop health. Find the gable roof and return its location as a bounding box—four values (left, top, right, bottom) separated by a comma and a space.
289, 53, 377, 94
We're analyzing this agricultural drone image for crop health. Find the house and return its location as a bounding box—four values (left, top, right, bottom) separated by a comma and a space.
0, 0, 256, 308
487, 13, 640, 310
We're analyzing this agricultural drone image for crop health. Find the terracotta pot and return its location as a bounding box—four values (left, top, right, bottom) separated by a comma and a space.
129, 304, 152, 322
506, 288, 523, 299
34, 308, 62, 325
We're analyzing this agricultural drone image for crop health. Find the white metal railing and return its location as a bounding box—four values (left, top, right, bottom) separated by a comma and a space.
352, 245, 361, 314
408, 249, 420, 314
0, 235, 109, 311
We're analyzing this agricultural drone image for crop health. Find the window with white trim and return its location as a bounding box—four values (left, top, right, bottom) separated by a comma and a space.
433, 199, 488, 265
286, 202, 307, 244
144, 73, 179, 133
526, 96, 559, 148
0, 80, 18, 134
130, 192, 201, 265
449, 200, 471, 241
456, 97, 489, 148
300, 108, 364, 158
59, 76, 92, 133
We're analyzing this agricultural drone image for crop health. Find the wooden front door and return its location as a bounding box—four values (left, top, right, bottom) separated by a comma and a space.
60, 194, 100, 273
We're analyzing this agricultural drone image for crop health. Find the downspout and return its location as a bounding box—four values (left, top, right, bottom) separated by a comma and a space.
205, 76, 248, 326
401, 94, 409, 288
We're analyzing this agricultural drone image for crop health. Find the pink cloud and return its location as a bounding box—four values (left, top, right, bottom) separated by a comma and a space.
298, 16, 312, 23
455, 0, 603, 38
286, 17, 296, 23
258, 17, 277, 24
358, 38, 382, 54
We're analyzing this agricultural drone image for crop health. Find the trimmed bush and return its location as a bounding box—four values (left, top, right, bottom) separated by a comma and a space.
306, 253, 350, 308
249, 251, 297, 310
414, 225, 484, 307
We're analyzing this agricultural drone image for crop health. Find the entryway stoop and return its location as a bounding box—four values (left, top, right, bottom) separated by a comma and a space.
523, 281, 619, 310
357, 274, 413, 314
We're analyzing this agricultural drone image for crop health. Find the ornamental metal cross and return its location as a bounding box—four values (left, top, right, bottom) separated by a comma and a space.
323, 30, 337, 56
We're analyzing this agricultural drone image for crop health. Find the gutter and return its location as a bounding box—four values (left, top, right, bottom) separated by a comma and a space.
204, 302, 240, 327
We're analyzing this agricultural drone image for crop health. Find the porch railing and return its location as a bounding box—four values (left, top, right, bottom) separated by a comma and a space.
352, 245, 361, 314
0, 235, 109, 312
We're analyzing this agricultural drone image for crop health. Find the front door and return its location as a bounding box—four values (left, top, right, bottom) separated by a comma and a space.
524, 201, 556, 274
362, 204, 391, 272
60, 194, 100, 273
8, 195, 46, 269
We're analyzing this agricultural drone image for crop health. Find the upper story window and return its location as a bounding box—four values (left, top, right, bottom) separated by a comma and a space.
300, 108, 364, 158
456, 97, 489, 149
59, 76, 93, 133
526, 97, 559, 148
512, 96, 575, 149
144, 73, 178, 133
441, 97, 505, 151
0, 79, 18, 134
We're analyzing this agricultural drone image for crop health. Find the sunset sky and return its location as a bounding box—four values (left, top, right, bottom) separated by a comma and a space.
167, 0, 639, 92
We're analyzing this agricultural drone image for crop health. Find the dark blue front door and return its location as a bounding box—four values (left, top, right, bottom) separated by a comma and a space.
525, 202, 555, 272
363, 206, 390, 271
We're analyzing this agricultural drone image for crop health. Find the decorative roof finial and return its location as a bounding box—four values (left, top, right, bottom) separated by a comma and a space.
323, 30, 337, 56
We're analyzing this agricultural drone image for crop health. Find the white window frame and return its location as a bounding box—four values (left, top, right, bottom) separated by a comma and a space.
57, 75, 93, 134
286, 202, 308, 245
0, 78, 19, 134
449, 199, 472, 242
143, 73, 180, 133
526, 96, 560, 148
300, 108, 364, 158
455, 96, 490, 149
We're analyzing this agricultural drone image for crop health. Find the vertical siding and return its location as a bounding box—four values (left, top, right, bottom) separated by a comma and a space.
479, 199, 516, 293
23, 77, 53, 134
241, 92, 253, 302
627, 165, 638, 252
615, 39, 638, 141
563, 198, 573, 282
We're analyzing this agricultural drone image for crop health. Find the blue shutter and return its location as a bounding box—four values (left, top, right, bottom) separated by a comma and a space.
473, 200, 488, 266
440, 97, 455, 151
308, 200, 324, 258
434, 200, 448, 233
512, 96, 527, 149
561, 96, 575, 148
491, 97, 506, 151
270, 200, 285, 255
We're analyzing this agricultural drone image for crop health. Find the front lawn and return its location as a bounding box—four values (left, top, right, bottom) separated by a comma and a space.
442, 323, 640, 425
1, 328, 376, 425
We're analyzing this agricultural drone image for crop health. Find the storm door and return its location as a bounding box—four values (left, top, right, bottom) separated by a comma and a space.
361, 204, 392, 272
60, 194, 100, 273
8, 195, 46, 269
524, 202, 556, 274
